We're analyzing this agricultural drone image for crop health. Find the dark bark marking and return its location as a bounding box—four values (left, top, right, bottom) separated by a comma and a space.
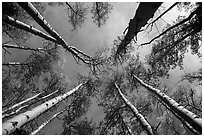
11, 121, 18, 127
25, 115, 30, 119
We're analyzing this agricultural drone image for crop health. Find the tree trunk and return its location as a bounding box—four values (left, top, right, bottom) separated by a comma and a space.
118, 113, 133, 135
117, 2, 162, 54
115, 83, 155, 135
133, 75, 202, 134
3, 43, 44, 52
18, 2, 93, 64
30, 107, 67, 135
2, 93, 42, 114
3, 90, 60, 119
2, 15, 57, 43
2, 83, 83, 135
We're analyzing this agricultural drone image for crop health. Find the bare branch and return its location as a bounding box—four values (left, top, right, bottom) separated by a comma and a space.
140, 6, 200, 46
3, 30, 20, 46
65, 2, 84, 18
18, 2, 97, 66
142, 2, 179, 31
152, 26, 200, 64
2, 62, 29, 66
2, 43, 44, 52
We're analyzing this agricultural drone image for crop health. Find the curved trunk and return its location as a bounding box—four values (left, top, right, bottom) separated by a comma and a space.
133, 75, 202, 134
2, 83, 83, 135
115, 83, 155, 135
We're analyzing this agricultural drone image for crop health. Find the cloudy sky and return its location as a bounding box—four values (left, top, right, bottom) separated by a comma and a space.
2, 2, 202, 134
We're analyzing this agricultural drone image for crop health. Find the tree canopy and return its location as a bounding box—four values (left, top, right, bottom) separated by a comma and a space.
2, 2, 202, 135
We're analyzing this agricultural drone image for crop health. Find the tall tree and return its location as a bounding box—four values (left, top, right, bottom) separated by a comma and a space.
2, 83, 84, 135
144, 3, 201, 77
116, 2, 162, 56
2, 2, 46, 44
3, 2, 96, 65
132, 75, 202, 134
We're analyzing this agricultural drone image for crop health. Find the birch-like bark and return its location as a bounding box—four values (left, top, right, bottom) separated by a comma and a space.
2, 43, 44, 52
2, 93, 42, 114
30, 107, 67, 135
115, 83, 155, 135
3, 62, 29, 66
18, 2, 94, 64
2, 15, 57, 43
2, 83, 83, 135
3, 90, 60, 119
118, 113, 133, 135
3, 105, 29, 119
133, 75, 202, 134
157, 96, 200, 134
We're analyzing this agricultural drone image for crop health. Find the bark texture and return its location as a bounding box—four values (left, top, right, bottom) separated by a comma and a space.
133, 75, 202, 134
2, 83, 83, 135
117, 2, 162, 54
115, 83, 155, 135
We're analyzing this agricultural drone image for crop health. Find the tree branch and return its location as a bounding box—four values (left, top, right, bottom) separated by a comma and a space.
2, 43, 44, 52
142, 2, 179, 32
140, 6, 199, 46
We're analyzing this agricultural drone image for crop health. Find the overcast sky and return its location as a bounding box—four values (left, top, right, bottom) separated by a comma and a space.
2, 2, 202, 134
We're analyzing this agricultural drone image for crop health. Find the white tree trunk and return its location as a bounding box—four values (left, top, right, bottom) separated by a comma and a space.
3, 90, 60, 119
3, 15, 57, 43
2, 83, 83, 135
3, 93, 42, 114
18, 2, 93, 64
2, 43, 44, 52
133, 75, 202, 134
115, 83, 155, 135
30, 107, 67, 135
118, 113, 133, 135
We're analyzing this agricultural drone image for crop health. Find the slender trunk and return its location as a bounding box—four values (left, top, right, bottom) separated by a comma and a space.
2, 93, 42, 114
30, 107, 67, 135
2, 83, 83, 135
18, 2, 65, 44
18, 2, 93, 64
2, 15, 57, 43
3, 90, 59, 119
157, 97, 200, 134
133, 75, 202, 134
115, 83, 155, 135
118, 113, 133, 135
2, 43, 44, 52
3, 62, 29, 66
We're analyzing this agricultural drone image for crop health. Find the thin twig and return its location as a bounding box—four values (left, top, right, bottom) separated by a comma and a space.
140, 7, 199, 46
